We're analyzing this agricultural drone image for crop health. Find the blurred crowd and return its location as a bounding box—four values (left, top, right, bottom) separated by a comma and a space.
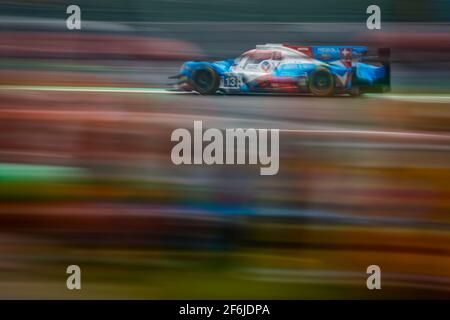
0, 0, 449, 299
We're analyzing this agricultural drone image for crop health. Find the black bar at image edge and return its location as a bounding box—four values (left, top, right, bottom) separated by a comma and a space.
0, 300, 446, 318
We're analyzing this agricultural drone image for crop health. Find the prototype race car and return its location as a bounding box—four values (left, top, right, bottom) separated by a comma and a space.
171, 44, 390, 96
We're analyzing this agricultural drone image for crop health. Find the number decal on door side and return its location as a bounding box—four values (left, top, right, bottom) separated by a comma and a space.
221, 75, 242, 88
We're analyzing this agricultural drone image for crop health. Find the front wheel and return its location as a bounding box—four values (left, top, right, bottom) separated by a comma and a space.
309, 69, 335, 97
192, 68, 220, 95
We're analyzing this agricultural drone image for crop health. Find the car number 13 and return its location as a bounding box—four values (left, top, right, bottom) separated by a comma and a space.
221, 75, 242, 88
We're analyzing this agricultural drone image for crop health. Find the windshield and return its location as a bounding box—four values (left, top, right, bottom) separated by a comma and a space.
245, 51, 273, 65
234, 54, 245, 65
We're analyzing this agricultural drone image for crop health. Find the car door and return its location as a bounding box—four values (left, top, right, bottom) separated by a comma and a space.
271, 62, 307, 92
239, 50, 275, 92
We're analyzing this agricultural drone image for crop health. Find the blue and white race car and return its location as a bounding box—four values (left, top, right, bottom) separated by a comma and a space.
171, 44, 390, 97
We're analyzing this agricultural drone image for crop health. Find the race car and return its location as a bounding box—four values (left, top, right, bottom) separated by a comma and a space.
170, 44, 390, 96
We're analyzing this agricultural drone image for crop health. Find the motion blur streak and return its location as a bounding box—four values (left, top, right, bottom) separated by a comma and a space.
0, 0, 449, 299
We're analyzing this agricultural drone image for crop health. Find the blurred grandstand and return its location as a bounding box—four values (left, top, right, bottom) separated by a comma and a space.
0, 0, 449, 299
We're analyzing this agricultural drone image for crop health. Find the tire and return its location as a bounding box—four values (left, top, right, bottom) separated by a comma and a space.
350, 72, 361, 96
308, 68, 335, 97
350, 86, 361, 96
192, 68, 220, 95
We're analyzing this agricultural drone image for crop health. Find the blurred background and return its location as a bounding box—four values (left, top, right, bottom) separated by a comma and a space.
0, 0, 449, 299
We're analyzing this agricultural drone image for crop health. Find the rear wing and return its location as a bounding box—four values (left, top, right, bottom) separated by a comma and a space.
308, 46, 368, 61
257, 44, 369, 61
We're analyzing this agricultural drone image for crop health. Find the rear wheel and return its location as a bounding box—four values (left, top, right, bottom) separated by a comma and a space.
192, 68, 220, 95
309, 69, 335, 97
349, 86, 361, 96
